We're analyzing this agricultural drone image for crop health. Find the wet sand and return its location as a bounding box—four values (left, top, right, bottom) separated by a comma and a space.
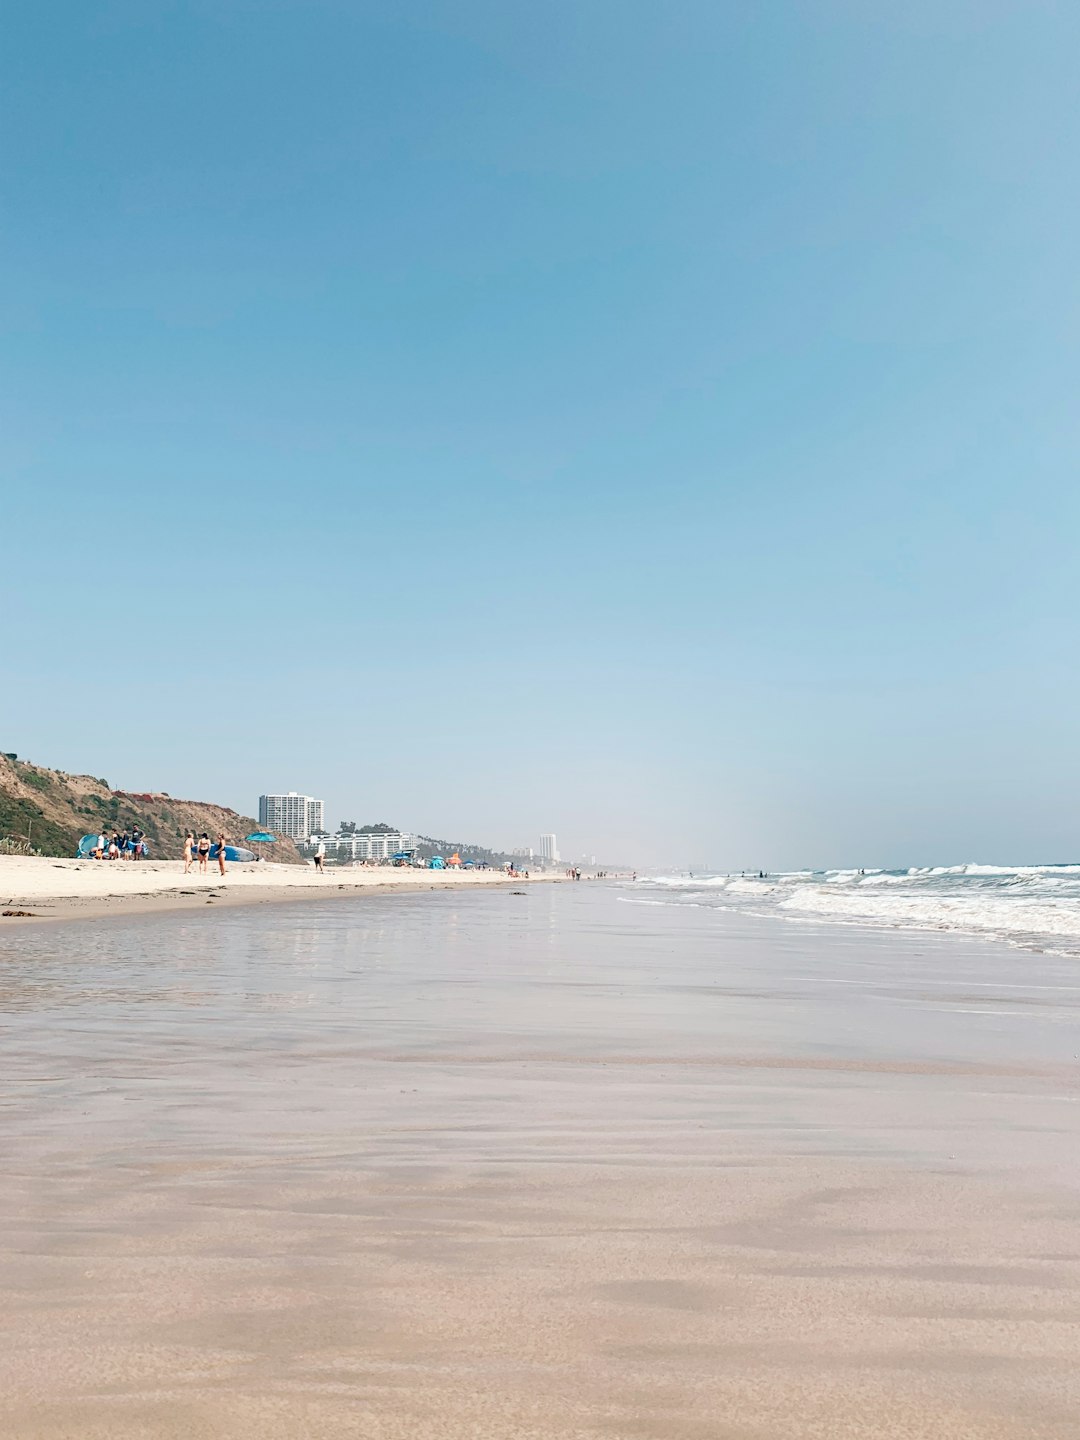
2, 885, 1079, 1437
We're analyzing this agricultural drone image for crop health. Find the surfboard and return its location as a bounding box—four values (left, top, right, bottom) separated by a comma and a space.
209, 844, 256, 863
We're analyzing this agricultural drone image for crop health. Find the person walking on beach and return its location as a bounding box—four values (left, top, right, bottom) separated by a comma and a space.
216, 834, 227, 877
183, 832, 195, 874
313, 848, 324, 873
131, 828, 143, 861
197, 833, 210, 873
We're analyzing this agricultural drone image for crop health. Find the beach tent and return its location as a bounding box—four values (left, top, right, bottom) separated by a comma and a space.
448, 852, 462, 867
429, 856, 446, 869
76, 834, 99, 857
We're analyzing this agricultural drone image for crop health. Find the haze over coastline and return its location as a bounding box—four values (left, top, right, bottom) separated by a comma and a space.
5, 2, 1080, 868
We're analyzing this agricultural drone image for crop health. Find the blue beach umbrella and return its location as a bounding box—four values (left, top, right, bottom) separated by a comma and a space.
244, 830, 278, 860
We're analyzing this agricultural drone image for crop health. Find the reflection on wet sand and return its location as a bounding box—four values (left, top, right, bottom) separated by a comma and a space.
2, 886, 1079, 1438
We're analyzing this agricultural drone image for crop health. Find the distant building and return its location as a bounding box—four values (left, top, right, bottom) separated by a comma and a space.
259, 792, 324, 841
318, 827, 415, 861
540, 833, 559, 863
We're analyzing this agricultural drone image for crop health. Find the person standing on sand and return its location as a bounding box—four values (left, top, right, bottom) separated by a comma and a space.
197, 833, 210, 873
183, 832, 195, 874
217, 834, 227, 877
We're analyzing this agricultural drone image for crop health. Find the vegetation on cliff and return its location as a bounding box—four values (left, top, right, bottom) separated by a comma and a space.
0, 753, 304, 862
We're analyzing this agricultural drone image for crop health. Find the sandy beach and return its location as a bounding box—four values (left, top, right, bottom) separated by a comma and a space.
0, 854, 554, 925
2, 883, 1079, 1438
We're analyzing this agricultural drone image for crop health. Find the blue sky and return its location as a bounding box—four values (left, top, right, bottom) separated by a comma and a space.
4, 1, 1079, 867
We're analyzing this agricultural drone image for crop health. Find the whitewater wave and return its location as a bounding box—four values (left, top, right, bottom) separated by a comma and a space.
628, 863, 1080, 955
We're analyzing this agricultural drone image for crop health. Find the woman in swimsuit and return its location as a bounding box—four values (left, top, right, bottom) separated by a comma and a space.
217, 834, 227, 877
197, 834, 210, 873
183, 832, 194, 874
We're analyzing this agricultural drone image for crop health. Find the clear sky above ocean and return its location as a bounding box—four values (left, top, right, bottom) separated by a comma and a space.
4, 2, 1078, 868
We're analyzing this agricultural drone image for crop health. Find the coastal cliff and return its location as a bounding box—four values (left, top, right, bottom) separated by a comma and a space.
0, 753, 304, 862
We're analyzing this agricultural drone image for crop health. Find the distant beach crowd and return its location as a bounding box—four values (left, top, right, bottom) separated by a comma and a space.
87, 830, 148, 860
81, 829, 233, 877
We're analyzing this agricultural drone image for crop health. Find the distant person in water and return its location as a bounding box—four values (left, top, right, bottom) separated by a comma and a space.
217, 834, 227, 877
183, 832, 194, 874
197, 833, 210, 873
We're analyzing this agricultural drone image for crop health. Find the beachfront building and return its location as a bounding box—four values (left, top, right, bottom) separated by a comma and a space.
259, 792, 324, 841
317, 827, 416, 861
540, 833, 559, 863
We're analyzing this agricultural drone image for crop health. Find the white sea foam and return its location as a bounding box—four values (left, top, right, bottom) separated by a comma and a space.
631, 862, 1080, 955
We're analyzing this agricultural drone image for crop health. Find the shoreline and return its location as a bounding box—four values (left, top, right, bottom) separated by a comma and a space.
0, 855, 563, 927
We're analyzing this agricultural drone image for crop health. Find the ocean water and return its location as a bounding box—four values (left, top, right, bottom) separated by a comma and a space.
627, 863, 1080, 955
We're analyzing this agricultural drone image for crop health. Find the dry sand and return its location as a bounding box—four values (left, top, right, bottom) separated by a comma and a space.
1, 885, 1078, 1438
0, 854, 554, 925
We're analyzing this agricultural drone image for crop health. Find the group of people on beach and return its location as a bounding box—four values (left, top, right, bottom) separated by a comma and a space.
89, 830, 147, 860
183, 832, 228, 876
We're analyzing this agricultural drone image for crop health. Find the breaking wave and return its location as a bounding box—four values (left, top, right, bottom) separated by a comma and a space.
625, 863, 1080, 955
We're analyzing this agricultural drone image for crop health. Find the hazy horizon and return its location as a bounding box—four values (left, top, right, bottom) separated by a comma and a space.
5, 2, 1079, 870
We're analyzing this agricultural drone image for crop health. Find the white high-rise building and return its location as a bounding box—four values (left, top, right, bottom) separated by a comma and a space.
540, 833, 559, 863
259, 792, 324, 840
